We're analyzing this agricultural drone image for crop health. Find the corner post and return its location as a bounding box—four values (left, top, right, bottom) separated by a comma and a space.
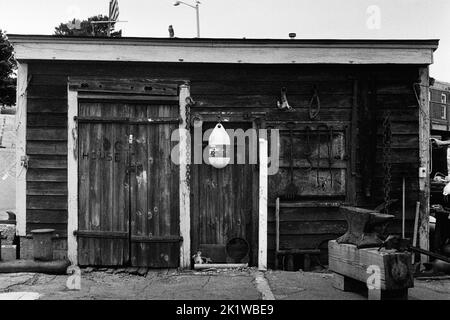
258, 137, 268, 271
15, 63, 28, 237
179, 84, 191, 269
418, 67, 430, 263
67, 88, 78, 265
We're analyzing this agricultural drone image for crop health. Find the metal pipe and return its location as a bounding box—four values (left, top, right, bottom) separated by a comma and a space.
194, 263, 248, 270
410, 246, 450, 264
196, 2, 200, 38
174, 1, 201, 38
412, 201, 420, 264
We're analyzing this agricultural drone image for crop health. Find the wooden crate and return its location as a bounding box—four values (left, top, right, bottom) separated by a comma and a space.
328, 240, 413, 300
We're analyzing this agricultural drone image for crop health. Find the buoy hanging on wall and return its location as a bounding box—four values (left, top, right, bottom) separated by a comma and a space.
208, 123, 230, 169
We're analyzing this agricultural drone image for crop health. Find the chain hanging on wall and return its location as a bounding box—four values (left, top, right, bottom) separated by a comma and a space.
382, 111, 392, 214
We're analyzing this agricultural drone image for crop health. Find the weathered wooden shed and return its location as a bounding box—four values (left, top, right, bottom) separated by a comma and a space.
9, 35, 438, 269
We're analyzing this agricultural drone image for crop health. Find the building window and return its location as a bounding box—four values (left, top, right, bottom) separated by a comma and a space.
440, 104, 447, 120
442, 93, 447, 105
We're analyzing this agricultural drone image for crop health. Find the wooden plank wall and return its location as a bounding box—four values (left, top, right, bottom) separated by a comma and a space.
26, 62, 422, 268
355, 69, 421, 238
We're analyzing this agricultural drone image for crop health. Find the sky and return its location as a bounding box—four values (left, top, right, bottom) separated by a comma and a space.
1, 0, 449, 80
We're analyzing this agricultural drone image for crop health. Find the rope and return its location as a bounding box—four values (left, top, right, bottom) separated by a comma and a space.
309, 86, 321, 120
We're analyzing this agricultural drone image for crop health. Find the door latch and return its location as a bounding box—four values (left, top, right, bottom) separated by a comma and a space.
128, 134, 134, 145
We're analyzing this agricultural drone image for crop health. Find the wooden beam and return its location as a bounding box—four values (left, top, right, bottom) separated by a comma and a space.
179, 84, 191, 269
329, 241, 413, 291
418, 67, 430, 263
274, 197, 280, 269
131, 236, 183, 243
194, 263, 248, 270
78, 94, 180, 102
15, 63, 28, 237
9, 36, 437, 65
258, 137, 268, 271
67, 89, 78, 265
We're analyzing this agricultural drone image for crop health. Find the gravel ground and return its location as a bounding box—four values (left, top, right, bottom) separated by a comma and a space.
0, 268, 262, 300
265, 270, 450, 300
0, 268, 448, 300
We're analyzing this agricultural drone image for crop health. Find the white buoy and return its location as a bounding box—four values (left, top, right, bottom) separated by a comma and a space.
443, 181, 450, 196
208, 123, 230, 169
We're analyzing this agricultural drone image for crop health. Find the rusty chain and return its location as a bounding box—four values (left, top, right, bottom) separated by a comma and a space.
382, 111, 392, 214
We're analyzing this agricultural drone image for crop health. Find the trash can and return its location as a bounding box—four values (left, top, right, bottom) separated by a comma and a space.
30, 229, 55, 261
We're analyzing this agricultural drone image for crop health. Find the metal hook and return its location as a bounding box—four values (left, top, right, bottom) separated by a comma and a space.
277, 87, 292, 111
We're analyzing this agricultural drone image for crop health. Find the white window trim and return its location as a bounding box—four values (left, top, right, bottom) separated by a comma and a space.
441, 104, 447, 120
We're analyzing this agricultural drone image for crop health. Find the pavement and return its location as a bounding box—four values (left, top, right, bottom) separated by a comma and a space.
0, 268, 449, 300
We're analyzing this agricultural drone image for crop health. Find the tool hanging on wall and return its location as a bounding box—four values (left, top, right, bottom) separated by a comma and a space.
317, 126, 322, 188
316, 124, 334, 190
285, 122, 298, 199
327, 126, 334, 188
304, 126, 313, 171
309, 85, 321, 120
277, 87, 292, 111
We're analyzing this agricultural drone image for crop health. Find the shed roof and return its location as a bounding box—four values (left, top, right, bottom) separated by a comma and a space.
8, 34, 439, 65
432, 80, 450, 91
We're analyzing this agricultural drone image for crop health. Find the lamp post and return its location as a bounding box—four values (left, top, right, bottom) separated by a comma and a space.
173, 1, 201, 38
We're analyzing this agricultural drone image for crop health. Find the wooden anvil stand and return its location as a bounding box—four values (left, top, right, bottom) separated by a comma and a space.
329, 207, 414, 300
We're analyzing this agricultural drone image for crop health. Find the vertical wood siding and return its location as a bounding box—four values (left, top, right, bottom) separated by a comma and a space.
26, 62, 422, 267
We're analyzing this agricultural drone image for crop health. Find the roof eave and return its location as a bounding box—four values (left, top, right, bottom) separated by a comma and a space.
8, 34, 439, 65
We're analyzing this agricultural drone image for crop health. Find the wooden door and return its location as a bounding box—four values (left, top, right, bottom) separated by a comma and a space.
78, 102, 130, 266
129, 104, 180, 267
77, 101, 180, 267
190, 122, 256, 263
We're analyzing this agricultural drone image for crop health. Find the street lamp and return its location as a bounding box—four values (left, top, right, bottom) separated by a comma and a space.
173, 1, 201, 38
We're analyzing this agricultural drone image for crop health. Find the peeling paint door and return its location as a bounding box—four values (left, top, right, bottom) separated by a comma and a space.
77, 100, 180, 267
